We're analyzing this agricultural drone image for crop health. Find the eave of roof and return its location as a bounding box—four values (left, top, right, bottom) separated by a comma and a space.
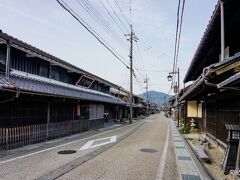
217, 72, 240, 88
184, 2, 220, 83
184, 0, 240, 83
125, 103, 139, 108
181, 52, 240, 101
0, 30, 119, 89
0, 73, 126, 105
210, 52, 240, 69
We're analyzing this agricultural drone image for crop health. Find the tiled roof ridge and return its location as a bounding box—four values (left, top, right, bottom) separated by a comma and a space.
10, 72, 118, 100
0, 30, 118, 88
184, 2, 220, 83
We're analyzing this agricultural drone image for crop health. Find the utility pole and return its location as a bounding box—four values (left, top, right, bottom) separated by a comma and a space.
177, 67, 180, 127
126, 25, 137, 124
144, 74, 149, 115
167, 68, 180, 126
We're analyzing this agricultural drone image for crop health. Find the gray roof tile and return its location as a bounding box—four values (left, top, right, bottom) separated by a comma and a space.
0, 74, 125, 105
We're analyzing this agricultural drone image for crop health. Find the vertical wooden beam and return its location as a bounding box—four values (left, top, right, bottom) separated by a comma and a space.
46, 101, 50, 140
6, 41, 11, 78
220, 0, 225, 61
73, 106, 75, 120
77, 104, 80, 117
236, 139, 240, 170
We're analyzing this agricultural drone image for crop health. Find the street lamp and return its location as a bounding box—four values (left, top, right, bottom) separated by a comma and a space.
167, 68, 180, 127
167, 74, 173, 81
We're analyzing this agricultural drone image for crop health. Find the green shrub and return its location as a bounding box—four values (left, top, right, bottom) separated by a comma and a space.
179, 118, 185, 127
179, 124, 191, 134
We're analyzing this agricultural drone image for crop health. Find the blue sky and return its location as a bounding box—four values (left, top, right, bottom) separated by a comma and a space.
0, 0, 217, 94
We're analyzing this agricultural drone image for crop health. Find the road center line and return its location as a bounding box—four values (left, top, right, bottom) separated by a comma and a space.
0, 121, 143, 164
155, 124, 169, 180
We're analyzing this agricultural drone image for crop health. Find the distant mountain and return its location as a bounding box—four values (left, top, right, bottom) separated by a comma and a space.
138, 91, 172, 107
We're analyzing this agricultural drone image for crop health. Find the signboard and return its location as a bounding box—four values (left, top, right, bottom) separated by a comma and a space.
76, 75, 94, 88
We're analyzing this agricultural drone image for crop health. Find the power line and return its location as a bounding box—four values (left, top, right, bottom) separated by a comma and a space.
131, 43, 147, 81
133, 64, 145, 81
144, 74, 149, 102
57, 0, 130, 69
172, 0, 181, 75
134, 73, 153, 102
114, 0, 131, 26
119, 68, 128, 87
137, 40, 170, 62
175, 0, 185, 72
106, 0, 130, 33
133, 73, 145, 96
148, 84, 172, 87
163, 87, 173, 107
172, 0, 185, 83
135, 68, 187, 72
136, 42, 145, 70
138, 40, 167, 57
132, 48, 145, 79
134, 73, 154, 104
97, 0, 127, 37
76, 0, 128, 49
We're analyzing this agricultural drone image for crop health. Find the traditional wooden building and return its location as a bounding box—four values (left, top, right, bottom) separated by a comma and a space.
110, 87, 148, 120
180, 0, 240, 173
0, 30, 126, 150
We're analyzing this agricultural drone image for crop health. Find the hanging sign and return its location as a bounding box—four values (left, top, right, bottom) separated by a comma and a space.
76, 75, 94, 88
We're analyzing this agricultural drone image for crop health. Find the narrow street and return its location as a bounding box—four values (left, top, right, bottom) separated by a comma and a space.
57, 114, 179, 180
1, 1, 240, 179
0, 114, 208, 180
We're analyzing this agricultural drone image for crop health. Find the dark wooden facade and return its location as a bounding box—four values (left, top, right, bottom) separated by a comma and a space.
180, 0, 240, 173
0, 30, 150, 150
0, 91, 107, 150
0, 31, 125, 150
205, 92, 240, 144
0, 44, 110, 94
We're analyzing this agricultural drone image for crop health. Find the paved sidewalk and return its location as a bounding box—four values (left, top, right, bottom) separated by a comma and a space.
171, 122, 209, 180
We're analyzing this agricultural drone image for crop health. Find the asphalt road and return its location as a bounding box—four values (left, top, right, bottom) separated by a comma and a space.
0, 114, 180, 180
58, 114, 179, 180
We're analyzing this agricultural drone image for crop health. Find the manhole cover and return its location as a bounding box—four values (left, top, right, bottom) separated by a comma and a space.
140, 148, 158, 153
58, 150, 77, 155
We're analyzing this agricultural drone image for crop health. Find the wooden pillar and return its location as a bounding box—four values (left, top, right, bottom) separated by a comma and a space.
72, 106, 75, 120
220, 0, 225, 61
236, 139, 240, 170
6, 42, 11, 78
46, 101, 51, 140
77, 104, 80, 117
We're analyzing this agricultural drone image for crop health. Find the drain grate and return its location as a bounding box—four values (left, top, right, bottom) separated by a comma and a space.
58, 150, 77, 155
140, 148, 158, 153
178, 156, 191, 161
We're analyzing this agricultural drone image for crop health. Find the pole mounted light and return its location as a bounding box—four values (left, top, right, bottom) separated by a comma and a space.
167, 68, 180, 127
167, 74, 173, 81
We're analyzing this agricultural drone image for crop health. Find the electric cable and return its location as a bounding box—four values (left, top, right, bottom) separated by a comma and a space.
57, 0, 130, 69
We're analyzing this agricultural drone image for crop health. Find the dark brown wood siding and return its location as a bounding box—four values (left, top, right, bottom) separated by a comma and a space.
206, 98, 217, 137
206, 92, 240, 143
